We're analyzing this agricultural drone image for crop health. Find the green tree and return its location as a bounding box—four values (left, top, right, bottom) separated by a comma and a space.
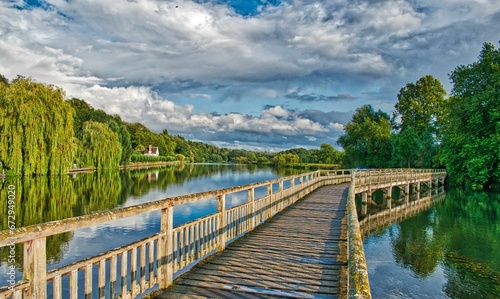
393, 75, 447, 134
317, 143, 342, 164
440, 42, 500, 190
337, 105, 392, 168
77, 121, 122, 170
107, 121, 134, 165
392, 75, 446, 168
0, 76, 76, 175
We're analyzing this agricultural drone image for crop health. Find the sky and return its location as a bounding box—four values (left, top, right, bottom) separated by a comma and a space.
1, 0, 499, 152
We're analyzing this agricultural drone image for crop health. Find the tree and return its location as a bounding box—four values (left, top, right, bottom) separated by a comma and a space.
317, 143, 342, 164
393, 75, 446, 135
107, 121, 134, 165
337, 105, 392, 168
392, 75, 446, 168
440, 42, 500, 190
77, 121, 122, 170
0, 76, 76, 175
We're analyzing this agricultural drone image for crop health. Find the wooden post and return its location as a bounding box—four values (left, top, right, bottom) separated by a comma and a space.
217, 194, 227, 252
248, 188, 256, 230
158, 206, 174, 288
278, 181, 284, 211
267, 183, 273, 219
23, 237, 47, 299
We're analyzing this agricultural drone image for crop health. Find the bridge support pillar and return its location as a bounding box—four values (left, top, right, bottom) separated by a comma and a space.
386, 187, 392, 209
361, 191, 368, 216
416, 181, 421, 200
404, 184, 410, 204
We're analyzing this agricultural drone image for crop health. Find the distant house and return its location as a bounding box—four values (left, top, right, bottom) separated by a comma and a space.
137, 145, 159, 156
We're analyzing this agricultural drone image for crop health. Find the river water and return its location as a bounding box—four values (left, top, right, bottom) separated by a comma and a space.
1, 165, 499, 298
363, 190, 500, 298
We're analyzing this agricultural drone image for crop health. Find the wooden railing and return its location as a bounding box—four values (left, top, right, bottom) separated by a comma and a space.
0, 170, 351, 299
353, 168, 447, 193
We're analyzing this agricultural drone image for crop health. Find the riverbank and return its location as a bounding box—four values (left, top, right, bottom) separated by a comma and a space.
67, 161, 182, 174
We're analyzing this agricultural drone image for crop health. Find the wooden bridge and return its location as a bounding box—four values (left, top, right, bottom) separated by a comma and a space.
0, 169, 446, 299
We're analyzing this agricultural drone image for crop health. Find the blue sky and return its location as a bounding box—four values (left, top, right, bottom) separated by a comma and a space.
1, 0, 499, 151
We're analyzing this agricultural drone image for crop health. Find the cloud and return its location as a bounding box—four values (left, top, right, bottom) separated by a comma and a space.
1, 0, 499, 150
285, 89, 355, 102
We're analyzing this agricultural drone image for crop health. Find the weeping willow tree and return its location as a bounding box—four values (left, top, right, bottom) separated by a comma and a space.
77, 121, 122, 170
0, 76, 76, 175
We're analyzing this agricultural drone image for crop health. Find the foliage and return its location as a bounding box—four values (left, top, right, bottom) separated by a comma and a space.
393, 75, 446, 135
77, 121, 122, 170
130, 152, 177, 163
440, 43, 500, 190
0, 76, 76, 175
391, 75, 446, 168
337, 105, 392, 168
272, 153, 300, 167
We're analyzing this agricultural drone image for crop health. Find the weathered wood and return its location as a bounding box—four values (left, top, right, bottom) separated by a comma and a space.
69, 269, 78, 299
98, 259, 106, 299
155, 184, 349, 298
110, 254, 117, 299
217, 194, 226, 252
158, 206, 173, 288
84, 264, 92, 299
23, 237, 46, 299
120, 251, 128, 299
52, 275, 61, 299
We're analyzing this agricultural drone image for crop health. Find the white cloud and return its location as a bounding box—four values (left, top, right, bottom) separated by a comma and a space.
1, 0, 499, 149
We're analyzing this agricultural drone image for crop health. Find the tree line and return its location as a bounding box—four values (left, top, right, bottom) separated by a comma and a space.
337, 43, 500, 190
0, 78, 343, 175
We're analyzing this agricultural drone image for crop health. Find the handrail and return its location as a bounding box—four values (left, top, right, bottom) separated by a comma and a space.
347, 173, 372, 299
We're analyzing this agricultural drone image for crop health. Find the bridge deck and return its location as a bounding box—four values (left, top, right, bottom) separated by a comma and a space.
152, 184, 349, 299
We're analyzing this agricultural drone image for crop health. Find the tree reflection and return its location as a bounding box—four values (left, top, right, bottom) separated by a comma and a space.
391, 212, 446, 277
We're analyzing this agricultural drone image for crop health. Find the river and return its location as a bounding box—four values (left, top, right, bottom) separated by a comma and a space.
363, 189, 500, 298
1, 165, 499, 298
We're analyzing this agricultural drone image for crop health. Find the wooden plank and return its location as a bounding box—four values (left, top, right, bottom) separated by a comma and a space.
155, 184, 349, 298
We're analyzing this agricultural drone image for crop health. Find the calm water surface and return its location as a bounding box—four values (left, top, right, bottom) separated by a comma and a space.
0, 164, 300, 286
364, 190, 500, 299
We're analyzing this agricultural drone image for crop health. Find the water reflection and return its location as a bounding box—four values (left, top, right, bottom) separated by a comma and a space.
363, 189, 500, 298
0, 164, 301, 285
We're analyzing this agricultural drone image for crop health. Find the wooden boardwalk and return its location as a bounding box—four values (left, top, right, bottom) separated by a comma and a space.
152, 183, 349, 299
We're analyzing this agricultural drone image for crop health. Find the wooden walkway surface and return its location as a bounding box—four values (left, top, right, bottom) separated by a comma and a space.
152, 184, 349, 299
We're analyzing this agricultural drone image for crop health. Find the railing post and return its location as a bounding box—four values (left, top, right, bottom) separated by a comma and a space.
278, 180, 284, 211
23, 237, 47, 299
267, 183, 272, 219
248, 187, 256, 230
159, 206, 174, 288
217, 194, 227, 252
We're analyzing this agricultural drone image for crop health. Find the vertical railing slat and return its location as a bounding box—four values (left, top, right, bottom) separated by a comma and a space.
52, 275, 62, 299
121, 251, 128, 299
98, 259, 106, 299
110, 255, 117, 299
84, 264, 92, 299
